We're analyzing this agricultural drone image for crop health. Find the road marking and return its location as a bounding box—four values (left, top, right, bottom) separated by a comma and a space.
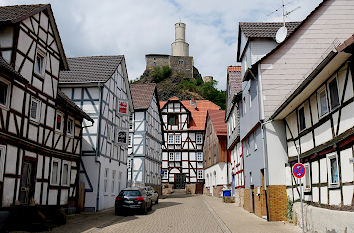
202, 197, 232, 233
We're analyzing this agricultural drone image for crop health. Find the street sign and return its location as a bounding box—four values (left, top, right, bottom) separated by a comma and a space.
161, 170, 164, 175
293, 163, 305, 178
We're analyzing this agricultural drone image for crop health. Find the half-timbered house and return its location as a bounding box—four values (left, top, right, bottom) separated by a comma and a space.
0, 4, 93, 214
59, 56, 133, 211
160, 97, 220, 194
128, 84, 164, 194
204, 110, 228, 197
225, 66, 244, 206
271, 34, 354, 232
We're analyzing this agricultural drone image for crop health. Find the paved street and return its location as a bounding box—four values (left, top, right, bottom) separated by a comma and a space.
47, 193, 301, 233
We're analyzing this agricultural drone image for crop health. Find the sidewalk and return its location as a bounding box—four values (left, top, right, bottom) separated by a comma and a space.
202, 195, 302, 233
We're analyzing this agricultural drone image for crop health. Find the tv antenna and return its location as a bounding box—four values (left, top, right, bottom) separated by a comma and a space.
273, 0, 301, 43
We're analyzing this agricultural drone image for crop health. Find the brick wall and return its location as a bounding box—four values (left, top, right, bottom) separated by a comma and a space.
268, 185, 287, 221
244, 188, 250, 212
253, 186, 267, 218
213, 185, 224, 198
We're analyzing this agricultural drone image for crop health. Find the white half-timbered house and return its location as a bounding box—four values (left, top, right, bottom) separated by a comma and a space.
271, 35, 354, 232
225, 66, 244, 206
59, 56, 133, 212
128, 84, 164, 193
0, 4, 93, 213
160, 97, 220, 194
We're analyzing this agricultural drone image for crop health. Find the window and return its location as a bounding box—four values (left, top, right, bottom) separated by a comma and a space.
51, 159, 60, 185
196, 134, 203, 144
61, 161, 70, 186
197, 152, 203, 161
112, 170, 116, 193
248, 88, 252, 108
178, 60, 184, 65
318, 87, 328, 117
107, 124, 112, 142
67, 118, 74, 136
104, 168, 109, 193
127, 159, 131, 170
328, 78, 340, 110
129, 113, 133, 130
0, 145, 6, 182
0, 79, 10, 108
243, 96, 246, 115
34, 50, 46, 76
254, 133, 257, 151
29, 97, 41, 122
55, 111, 64, 132
197, 170, 203, 179
169, 152, 174, 161
245, 139, 250, 156
298, 106, 306, 132
327, 152, 339, 188
175, 152, 181, 161
118, 172, 122, 192
304, 163, 311, 192
163, 169, 168, 179
167, 114, 178, 126
168, 135, 174, 144
129, 135, 133, 147
175, 135, 181, 144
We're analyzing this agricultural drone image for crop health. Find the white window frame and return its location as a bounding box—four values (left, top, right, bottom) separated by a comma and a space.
197, 170, 203, 179
175, 152, 181, 161
168, 135, 174, 144
107, 124, 113, 142
197, 152, 203, 161
50, 158, 61, 186
111, 170, 116, 194
61, 161, 71, 186
317, 86, 329, 118
0, 145, 6, 182
0, 78, 10, 109
326, 152, 340, 188
298, 105, 306, 133
169, 152, 174, 161
55, 111, 64, 133
175, 134, 181, 144
104, 168, 109, 194
303, 163, 311, 192
327, 75, 340, 111
67, 117, 74, 136
196, 134, 203, 144
34, 49, 46, 77
29, 97, 41, 122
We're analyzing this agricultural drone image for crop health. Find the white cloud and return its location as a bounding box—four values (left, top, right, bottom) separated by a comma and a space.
1, 0, 322, 89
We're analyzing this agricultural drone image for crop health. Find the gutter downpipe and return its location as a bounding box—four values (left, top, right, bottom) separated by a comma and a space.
256, 65, 270, 222
96, 83, 103, 212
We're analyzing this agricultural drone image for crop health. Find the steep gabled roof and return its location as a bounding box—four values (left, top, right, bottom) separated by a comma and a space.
160, 96, 220, 131
207, 110, 227, 136
225, 66, 242, 121
0, 4, 68, 70
59, 56, 124, 84
130, 83, 157, 110
57, 90, 93, 122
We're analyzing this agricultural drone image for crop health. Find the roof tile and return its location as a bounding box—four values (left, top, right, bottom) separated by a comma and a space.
208, 110, 227, 136
240, 22, 301, 38
130, 83, 156, 110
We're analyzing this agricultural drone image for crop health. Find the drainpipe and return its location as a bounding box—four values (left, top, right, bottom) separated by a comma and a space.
96, 83, 103, 212
257, 65, 270, 221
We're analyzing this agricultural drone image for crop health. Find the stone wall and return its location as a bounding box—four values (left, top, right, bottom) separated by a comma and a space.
146, 55, 170, 70
234, 188, 244, 207
293, 202, 354, 233
169, 56, 193, 78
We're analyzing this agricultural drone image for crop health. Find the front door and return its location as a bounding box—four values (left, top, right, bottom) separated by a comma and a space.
19, 160, 36, 205
174, 174, 186, 189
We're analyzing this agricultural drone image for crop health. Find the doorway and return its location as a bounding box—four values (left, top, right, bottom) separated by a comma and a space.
19, 159, 36, 205
174, 174, 186, 189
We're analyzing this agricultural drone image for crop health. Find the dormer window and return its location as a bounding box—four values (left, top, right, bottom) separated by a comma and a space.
34, 49, 46, 76
168, 114, 178, 126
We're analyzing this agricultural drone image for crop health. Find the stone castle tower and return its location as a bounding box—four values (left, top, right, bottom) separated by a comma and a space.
171, 22, 189, 56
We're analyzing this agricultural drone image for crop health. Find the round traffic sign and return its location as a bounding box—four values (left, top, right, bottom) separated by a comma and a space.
292, 163, 305, 178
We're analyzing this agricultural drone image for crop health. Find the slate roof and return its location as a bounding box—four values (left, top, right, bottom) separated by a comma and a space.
130, 83, 157, 110
0, 4, 47, 22
227, 66, 242, 95
57, 90, 93, 122
207, 110, 227, 136
59, 56, 124, 84
160, 96, 220, 131
239, 22, 301, 38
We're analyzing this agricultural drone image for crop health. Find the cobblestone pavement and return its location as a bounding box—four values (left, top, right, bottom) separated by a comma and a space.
50, 193, 224, 233
48, 194, 301, 233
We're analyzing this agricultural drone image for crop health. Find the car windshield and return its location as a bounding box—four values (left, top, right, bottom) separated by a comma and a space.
120, 190, 141, 196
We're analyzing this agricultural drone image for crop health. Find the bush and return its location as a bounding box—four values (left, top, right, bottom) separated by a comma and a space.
151, 66, 171, 83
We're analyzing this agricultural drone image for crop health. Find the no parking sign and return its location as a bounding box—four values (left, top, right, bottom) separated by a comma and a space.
292, 163, 305, 178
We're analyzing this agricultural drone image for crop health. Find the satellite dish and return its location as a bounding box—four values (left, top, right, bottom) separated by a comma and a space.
275, 26, 287, 43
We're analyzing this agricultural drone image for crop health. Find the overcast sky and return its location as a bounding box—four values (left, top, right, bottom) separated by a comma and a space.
2, 0, 322, 89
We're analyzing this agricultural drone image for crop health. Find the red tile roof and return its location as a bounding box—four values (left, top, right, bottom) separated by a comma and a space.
208, 110, 227, 136
160, 97, 220, 131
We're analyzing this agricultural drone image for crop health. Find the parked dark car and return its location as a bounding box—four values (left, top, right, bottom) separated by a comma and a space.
115, 187, 152, 215
142, 186, 159, 204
